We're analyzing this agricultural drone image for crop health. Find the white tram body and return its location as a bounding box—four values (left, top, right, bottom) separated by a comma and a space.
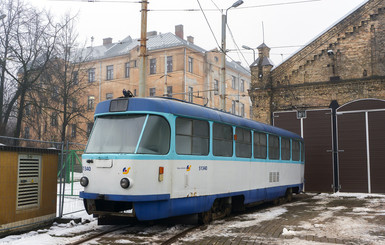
80, 97, 304, 221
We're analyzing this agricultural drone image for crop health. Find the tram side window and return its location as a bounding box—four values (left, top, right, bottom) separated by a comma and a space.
281, 138, 291, 160
292, 140, 300, 161
301, 142, 305, 161
213, 123, 233, 157
268, 135, 280, 160
176, 117, 209, 155
137, 115, 171, 155
254, 132, 267, 159
235, 128, 251, 158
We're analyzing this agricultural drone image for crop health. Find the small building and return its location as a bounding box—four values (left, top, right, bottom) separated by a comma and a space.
0, 145, 59, 237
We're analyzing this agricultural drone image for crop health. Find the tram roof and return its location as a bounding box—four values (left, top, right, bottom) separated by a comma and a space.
94, 97, 302, 140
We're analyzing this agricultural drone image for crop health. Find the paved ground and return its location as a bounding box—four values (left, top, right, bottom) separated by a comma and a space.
178, 193, 385, 245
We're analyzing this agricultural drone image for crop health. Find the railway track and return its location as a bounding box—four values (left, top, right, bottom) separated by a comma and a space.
68, 222, 202, 245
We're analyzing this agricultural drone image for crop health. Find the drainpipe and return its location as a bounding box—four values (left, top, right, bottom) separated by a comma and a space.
329, 100, 340, 193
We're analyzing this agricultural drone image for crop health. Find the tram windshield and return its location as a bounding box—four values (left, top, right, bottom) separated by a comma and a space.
85, 114, 170, 154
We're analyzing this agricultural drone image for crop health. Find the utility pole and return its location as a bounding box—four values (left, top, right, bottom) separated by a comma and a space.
220, 0, 243, 111
139, 1, 148, 97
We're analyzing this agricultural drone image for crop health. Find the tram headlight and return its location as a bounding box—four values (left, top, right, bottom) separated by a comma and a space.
120, 178, 130, 189
80, 177, 89, 187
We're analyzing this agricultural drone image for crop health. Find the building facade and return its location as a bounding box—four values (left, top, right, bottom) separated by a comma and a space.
22, 25, 251, 145
248, 0, 385, 193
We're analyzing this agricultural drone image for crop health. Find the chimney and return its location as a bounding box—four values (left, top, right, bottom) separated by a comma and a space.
103, 37, 112, 46
175, 24, 184, 39
147, 31, 157, 37
187, 36, 194, 44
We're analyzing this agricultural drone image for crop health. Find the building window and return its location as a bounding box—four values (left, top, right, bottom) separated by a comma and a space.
106, 93, 113, 100
188, 86, 193, 102
150, 58, 156, 74
24, 126, 30, 139
232, 100, 236, 114
71, 124, 77, 138
51, 112, 58, 126
25, 104, 31, 116
214, 79, 219, 95
73, 71, 78, 85
88, 96, 95, 110
134, 89, 137, 96
87, 122, 94, 137
133, 60, 137, 67
231, 75, 236, 89
250, 106, 253, 118
175, 117, 209, 155
240, 79, 245, 92
88, 68, 95, 83
125, 62, 130, 78
240, 103, 245, 117
188, 57, 193, 73
167, 56, 173, 73
167, 86, 173, 97
71, 100, 77, 113
52, 85, 59, 99
106, 65, 113, 80
149, 87, 156, 97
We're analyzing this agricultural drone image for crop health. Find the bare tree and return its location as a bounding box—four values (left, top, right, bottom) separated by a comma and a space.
0, 0, 58, 140
27, 12, 94, 143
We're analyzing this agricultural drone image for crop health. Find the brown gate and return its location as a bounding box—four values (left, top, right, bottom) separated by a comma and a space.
337, 99, 385, 193
274, 109, 334, 193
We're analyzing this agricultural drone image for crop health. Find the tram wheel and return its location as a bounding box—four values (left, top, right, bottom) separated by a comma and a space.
198, 210, 212, 225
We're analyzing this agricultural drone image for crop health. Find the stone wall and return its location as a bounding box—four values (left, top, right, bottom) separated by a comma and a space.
250, 0, 385, 124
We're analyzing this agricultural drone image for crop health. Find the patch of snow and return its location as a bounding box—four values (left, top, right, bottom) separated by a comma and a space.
282, 228, 297, 236
228, 207, 287, 228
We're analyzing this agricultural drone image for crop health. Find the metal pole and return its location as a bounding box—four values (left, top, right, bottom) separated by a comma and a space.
220, 13, 227, 111
58, 142, 64, 217
139, 1, 148, 97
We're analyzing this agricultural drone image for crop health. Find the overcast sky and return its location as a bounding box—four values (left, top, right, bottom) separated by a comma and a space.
28, 0, 366, 67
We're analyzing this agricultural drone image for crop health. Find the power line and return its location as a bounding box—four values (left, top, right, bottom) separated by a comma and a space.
148, 0, 322, 12
196, 0, 221, 50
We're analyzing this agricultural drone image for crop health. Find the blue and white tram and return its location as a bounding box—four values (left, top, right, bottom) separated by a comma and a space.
80, 96, 304, 223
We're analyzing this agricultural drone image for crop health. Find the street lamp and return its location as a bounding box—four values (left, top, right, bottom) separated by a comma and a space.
242, 45, 256, 62
221, 0, 243, 111
0, 14, 6, 20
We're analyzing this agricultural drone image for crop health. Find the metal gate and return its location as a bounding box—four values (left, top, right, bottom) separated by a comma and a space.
274, 109, 334, 193
274, 99, 385, 193
337, 99, 385, 193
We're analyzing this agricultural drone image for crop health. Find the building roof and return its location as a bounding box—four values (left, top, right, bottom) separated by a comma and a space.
85, 32, 249, 75
250, 56, 274, 67
94, 97, 302, 140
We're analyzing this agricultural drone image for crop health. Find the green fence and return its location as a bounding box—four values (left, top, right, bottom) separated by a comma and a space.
58, 149, 84, 196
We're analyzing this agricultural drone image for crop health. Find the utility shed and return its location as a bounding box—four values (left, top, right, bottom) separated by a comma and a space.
0, 145, 59, 237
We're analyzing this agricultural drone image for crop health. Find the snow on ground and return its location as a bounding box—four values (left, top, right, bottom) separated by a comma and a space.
1, 183, 385, 245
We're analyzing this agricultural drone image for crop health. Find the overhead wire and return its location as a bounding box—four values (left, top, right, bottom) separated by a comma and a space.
196, 0, 221, 51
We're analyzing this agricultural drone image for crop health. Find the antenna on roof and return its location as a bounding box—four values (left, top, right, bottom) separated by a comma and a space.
262, 21, 265, 43
91, 36, 94, 47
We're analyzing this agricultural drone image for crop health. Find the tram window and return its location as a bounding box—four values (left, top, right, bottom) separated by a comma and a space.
213, 123, 233, 157
254, 132, 267, 159
292, 140, 300, 161
85, 115, 146, 153
301, 142, 305, 161
137, 115, 170, 155
268, 135, 280, 160
235, 128, 251, 158
176, 118, 209, 155
281, 138, 291, 160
